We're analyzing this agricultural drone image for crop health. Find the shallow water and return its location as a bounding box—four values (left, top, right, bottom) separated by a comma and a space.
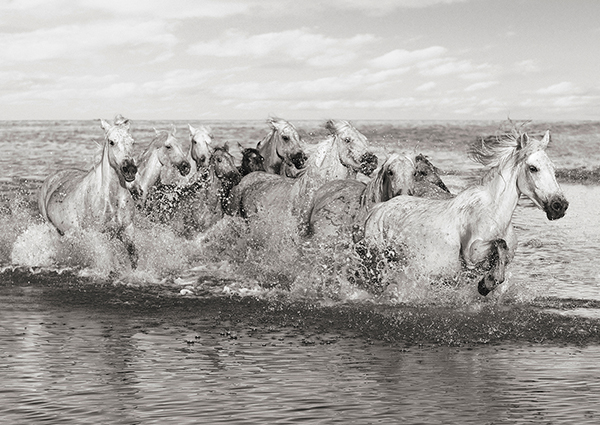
2, 119, 600, 423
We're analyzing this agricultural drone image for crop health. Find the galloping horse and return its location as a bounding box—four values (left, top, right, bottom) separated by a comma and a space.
170, 144, 241, 237
130, 126, 190, 206
238, 142, 265, 176
229, 120, 379, 234
38, 114, 139, 268
257, 117, 307, 176
307, 154, 416, 243
359, 129, 568, 295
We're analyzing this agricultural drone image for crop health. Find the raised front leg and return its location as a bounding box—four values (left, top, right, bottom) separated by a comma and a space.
477, 239, 510, 296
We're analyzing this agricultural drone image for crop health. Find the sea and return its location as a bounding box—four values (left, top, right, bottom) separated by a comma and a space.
1, 119, 600, 424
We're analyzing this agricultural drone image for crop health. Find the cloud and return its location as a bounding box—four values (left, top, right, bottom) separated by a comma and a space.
188, 29, 377, 67
537, 81, 581, 95
370, 46, 447, 69
415, 82, 436, 91
0, 19, 177, 63
514, 59, 540, 74
465, 81, 498, 91
0, 0, 250, 22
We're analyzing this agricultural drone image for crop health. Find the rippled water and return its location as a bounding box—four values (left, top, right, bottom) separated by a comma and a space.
1, 119, 600, 423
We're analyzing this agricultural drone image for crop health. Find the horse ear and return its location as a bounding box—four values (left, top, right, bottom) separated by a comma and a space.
223, 142, 230, 152
540, 130, 550, 149
188, 124, 196, 134
100, 119, 111, 131
153, 127, 160, 135
114, 115, 130, 129
237, 141, 245, 151
170, 124, 176, 135
325, 120, 336, 135
517, 133, 529, 150
267, 116, 274, 128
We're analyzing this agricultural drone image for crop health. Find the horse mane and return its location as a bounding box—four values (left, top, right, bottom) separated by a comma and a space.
113, 114, 130, 127
469, 125, 538, 169
191, 125, 213, 139
267, 116, 294, 132
325, 119, 351, 136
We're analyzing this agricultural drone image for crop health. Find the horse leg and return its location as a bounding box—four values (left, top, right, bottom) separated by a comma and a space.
477, 239, 510, 296
116, 224, 138, 269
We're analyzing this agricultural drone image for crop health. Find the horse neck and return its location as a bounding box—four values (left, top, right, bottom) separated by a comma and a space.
308, 137, 352, 180
470, 161, 521, 229
296, 137, 354, 199
258, 131, 280, 172
360, 177, 382, 209
137, 148, 162, 191
94, 143, 121, 195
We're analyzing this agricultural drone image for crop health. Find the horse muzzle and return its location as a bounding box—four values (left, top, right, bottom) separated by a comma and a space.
177, 160, 191, 176
193, 154, 207, 169
290, 151, 308, 169
121, 160, 137, 182
359, 153, 378, 176
544, 196, 569, 220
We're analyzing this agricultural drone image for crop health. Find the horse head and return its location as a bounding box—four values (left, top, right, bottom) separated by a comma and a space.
100, 114, 137, 183
238, 142, 265, 175
414, 154, 450, 193
211, 143, 241, 186
189, 124, 213, 171
153, 126, 191, 177
379, 154, 416, 200
261, 117, 307, 171
514, 131, 569, 220
326, 120, 378, 176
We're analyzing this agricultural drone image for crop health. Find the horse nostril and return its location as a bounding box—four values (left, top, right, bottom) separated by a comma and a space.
551, 199, 568, 214
179, 161, 191, 176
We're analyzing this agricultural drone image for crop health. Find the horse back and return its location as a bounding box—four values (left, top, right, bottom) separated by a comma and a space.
307, 179, 366, 240
228, 171, 286, 217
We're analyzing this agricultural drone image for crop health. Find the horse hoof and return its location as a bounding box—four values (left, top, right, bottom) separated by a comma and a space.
478, 278, 491, 296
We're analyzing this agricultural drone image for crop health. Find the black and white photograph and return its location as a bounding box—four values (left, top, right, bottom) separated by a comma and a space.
1, 1, 599, 423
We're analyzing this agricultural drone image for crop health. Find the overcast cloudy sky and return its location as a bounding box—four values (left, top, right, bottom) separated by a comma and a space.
1, 0, 599, 121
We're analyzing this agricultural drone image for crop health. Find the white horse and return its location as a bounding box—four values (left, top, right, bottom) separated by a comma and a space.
38, 115, 139, 268
360, 129, 569, 295
256, 117, 307, 176
188, 124, 213, 173
229, 120, 379, 234
131, 126, 190, 206
307, 154, 416, 244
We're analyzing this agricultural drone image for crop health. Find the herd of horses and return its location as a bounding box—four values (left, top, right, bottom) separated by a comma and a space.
38, 114, 569, 296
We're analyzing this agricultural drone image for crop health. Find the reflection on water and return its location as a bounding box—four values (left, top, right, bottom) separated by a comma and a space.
2, 120, 600, 423
2, 284, 600, 424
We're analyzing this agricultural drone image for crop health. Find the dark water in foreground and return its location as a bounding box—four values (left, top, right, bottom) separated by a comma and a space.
1, 120, 600, 423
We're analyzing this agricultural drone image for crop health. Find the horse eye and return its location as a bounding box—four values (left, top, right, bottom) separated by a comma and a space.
109, 140, 115, 146
166, 145, 172, 149
344, 137, 352, 143
282, 135, 290, 142
387, 170, 394, 176
529, 165, 538, 173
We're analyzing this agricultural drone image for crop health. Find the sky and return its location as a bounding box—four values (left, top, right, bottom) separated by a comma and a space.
1, 0, 599, 121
